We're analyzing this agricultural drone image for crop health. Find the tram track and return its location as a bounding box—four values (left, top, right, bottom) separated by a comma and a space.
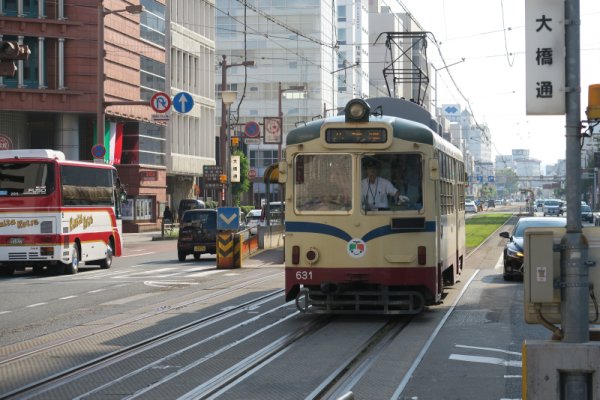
0, 271, 284, 399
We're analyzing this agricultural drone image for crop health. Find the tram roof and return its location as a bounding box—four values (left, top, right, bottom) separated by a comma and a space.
286, 113, 462, 160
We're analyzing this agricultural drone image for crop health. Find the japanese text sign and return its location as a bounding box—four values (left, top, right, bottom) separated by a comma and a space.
525, 0, 565, 115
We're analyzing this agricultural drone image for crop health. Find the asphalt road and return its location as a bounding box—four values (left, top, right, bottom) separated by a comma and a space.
0, 220, 558, 399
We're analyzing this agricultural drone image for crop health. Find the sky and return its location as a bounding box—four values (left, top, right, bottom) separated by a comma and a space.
397, 0, 600, 167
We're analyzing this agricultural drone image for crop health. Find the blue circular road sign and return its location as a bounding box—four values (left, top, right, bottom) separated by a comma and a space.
244, 121, 260, 138
173, 92, 194, 113
91, 144, 106, 159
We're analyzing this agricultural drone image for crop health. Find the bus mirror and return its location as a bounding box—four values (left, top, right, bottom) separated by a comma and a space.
120, 191, 127, 203
429, 159, 440, 180
278, 161, 287, 183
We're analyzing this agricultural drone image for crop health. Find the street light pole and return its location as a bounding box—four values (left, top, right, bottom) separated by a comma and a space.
219, 55, 254, 205
97, 3, 143, 160
277, 82, 306, 162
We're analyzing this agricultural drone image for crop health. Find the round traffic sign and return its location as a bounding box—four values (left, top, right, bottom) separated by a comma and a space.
248, 168, 257, 178
150, 92, 171, 113
91, 144, 106, 159
173, 92, 194, 113
244, 121, 260, 138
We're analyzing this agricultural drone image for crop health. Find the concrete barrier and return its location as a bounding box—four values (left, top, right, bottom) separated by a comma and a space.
258, 224, 284, 250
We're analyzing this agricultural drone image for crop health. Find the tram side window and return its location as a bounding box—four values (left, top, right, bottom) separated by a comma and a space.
61, 166, 114, 206
295, 154, 352, 212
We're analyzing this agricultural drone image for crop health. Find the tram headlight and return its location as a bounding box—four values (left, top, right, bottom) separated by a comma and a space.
345, 99, 370, 122
306, 247, 319, 264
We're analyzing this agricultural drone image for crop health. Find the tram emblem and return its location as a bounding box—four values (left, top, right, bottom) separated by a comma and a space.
347, 238, 366, 258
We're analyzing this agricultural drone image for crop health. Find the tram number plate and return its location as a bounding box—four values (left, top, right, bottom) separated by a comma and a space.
9, 238, 23, 245
295, 271, 313, 280
194, 245, 206, 252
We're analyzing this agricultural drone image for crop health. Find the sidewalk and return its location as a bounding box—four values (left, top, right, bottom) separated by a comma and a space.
123, 231, 167, 244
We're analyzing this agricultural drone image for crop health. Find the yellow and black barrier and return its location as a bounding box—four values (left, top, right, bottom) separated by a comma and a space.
217, 231, 236, 269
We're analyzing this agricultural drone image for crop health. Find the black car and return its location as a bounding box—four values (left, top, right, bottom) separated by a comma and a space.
177, 209, 217, 261
581, 204, 594, 223
499, 216, 566, 281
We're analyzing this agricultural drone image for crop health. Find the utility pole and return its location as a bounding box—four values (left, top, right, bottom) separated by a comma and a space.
219, 55, 254, 206
561, 0, 590, 397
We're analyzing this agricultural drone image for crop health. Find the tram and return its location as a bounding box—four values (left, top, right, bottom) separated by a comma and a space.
281, 97, 466, 314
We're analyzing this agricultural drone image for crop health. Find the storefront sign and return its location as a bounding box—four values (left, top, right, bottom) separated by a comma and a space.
140, 170, 158, 181
0, 134, 13, 150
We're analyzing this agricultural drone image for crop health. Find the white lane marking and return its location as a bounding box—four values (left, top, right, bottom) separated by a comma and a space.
121, 252, 155, 258
101, 293, 155, 305
391, 269, 481, 398
455, 344, 522, 357
0, 310, 12, 315
504, 375, 522, 379
449, 354, 522, 368
495, 254, 504, 270
59, 295, 78, 300
186, 270, 223, 278
26, 302, 47, 308
144, 281, 199, 288
88, 289, 106, 294
126, 268, 177, 276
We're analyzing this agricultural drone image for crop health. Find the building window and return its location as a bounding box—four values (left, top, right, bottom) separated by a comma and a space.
1, 36, 39, 89
141, 0, 165, 47
337, 5, 346, 22
140, 56, 165, 100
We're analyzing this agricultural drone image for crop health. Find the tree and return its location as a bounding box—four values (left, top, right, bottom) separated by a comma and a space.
231, 150, 250, 206
495, 168, 519, 197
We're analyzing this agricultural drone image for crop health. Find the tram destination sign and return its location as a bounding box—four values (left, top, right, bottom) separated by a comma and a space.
203, 165, 223, 183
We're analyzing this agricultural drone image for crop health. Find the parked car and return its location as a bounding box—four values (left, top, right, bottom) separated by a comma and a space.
542, 199, 562, 216
465, 201, 477, 213
499, 216, 566, 281
177, 209, 217, 261
246, 209, 263, 235
581, 204, 594, 223
487, 199, 495, 208
177, 199, 206, 222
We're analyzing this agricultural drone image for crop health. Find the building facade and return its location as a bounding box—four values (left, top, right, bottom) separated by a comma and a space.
215, 0, 336, 206
0, 0, 168, 232
167, 0, 217, 219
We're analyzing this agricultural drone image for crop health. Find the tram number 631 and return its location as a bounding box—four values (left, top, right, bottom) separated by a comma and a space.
296, 271, 313, 280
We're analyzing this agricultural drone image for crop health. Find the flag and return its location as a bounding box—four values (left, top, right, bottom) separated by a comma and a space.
104, 122, 124, 164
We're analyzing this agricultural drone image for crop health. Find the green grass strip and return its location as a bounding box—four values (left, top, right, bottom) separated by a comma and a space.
466, 213, 512, 249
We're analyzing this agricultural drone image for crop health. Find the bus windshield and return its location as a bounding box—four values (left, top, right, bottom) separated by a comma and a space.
0, 162, 55, 196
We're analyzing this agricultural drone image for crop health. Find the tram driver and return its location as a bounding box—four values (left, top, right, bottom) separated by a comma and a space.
361, 159, 409, 210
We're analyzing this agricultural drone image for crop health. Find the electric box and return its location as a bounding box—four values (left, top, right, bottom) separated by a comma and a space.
524, 227, 600, 324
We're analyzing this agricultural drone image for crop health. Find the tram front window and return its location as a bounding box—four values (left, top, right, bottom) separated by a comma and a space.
294, 154, 352, 212
361, 154, 422, 212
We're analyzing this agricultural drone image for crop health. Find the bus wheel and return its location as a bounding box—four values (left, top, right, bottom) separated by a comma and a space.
99, 244, 113, 269
1, 266, 15, 276
64, 245, 79, 275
